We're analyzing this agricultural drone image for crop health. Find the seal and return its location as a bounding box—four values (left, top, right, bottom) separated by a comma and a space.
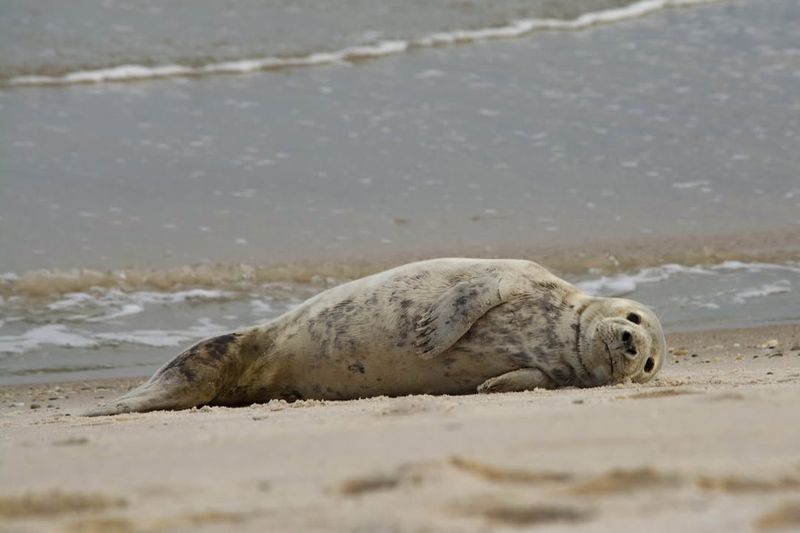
85, 258, 666, 415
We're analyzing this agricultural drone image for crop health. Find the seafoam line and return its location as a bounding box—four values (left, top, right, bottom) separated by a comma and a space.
7, 0, 722, 87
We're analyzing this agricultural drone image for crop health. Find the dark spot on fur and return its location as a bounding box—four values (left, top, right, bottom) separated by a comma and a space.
447, 274, 464, 285
204, 333, 239, 361
413, 270, 430, 280
509, 352, 530, 367
332, 298, 356, 313
502, 334, 518, 345
164, 364, 193, 381
348, 361, 366, 374
161, 343, 209, 381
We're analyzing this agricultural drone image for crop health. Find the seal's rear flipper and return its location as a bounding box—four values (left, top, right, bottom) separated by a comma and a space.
81, 380, 184, 416
82, 332, 246, 416
81, 376, 217, 416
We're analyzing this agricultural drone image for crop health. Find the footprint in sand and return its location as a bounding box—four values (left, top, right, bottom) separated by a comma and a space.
449, 456, 573, 484
0, 491, 126, 519
66, 511, 246, 533
755, 502, 800, 531
622, 389, 699, 400
565, 467, 682, 496
336, 462, 430, 497
697, 475, 800, 494
447, 498, 592, 527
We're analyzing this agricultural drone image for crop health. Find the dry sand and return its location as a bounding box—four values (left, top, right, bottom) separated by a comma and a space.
1, 323, 799, 532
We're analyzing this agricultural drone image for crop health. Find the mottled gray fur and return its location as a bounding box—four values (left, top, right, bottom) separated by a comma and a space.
84, 258, 666, 415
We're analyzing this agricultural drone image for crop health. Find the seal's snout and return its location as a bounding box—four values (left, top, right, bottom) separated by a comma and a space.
621, 329, 638, 359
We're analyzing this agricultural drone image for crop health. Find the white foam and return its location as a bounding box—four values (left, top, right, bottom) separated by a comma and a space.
92, 330, 192, 348
579, 261, 798, 315
7, 0, 722, 87
711, 261, 800, 274
0, 316, 232, 354
85, 304, 145, 322
11, 64, 193, 86
47, 288, 233, 318
732, 280, 792, 304
672, 180, 711, 189
0, 325, 97, 354
577, 263, 715, 296
1, 272, 19, 282
48, 292, 93, 311
128, 289, 234, 305
250, 299, 274, 314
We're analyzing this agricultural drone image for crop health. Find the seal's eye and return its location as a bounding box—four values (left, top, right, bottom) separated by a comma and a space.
626, 313, 641, 324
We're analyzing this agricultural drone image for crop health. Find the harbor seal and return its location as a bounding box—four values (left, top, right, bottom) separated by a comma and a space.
85, 258, 666, 415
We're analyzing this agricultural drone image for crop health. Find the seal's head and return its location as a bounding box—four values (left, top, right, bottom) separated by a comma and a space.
578, 297, 666, 386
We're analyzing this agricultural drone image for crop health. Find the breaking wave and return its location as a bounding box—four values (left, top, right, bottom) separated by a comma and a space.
6, 0, 721, 87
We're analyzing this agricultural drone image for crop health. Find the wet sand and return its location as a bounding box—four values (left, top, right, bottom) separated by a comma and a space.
2, 323, 799, 532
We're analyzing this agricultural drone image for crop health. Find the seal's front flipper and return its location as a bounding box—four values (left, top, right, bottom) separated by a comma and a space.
477, 368, 557, 393
416, 274, 518, 359
82, 332, 246, 416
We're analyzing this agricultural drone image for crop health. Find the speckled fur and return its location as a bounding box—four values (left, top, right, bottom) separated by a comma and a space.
84, 258, 666, 415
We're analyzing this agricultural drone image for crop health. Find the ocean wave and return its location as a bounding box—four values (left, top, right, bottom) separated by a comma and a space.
46, 288, 235, 320
577, 261, 800, 297
731, 281, 792, 304
0, 318, 230, 355
576, 263, 717, 296
6, 0, 721, 87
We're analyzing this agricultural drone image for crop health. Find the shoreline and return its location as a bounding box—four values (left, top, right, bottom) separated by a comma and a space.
1, 322, 798, 532
4, 228, 800, 297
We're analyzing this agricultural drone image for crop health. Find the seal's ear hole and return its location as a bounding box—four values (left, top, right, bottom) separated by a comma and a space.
644, 358, 655, 373
626, 313, 641, 324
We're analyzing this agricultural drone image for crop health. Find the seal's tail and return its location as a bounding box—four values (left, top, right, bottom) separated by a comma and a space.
82, 329, 255, 416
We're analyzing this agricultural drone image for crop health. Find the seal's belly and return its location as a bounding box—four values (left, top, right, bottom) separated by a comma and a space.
270, 305, 546, 400
282, 346, 517, 400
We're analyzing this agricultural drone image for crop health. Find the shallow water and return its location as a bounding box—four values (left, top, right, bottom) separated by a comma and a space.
1, 0, 799, 383
1, 0, 798, 273
0, 0, 707, 84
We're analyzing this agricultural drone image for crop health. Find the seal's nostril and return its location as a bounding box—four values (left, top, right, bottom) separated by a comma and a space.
644, 358, 655, 373
622, 331, 631, 343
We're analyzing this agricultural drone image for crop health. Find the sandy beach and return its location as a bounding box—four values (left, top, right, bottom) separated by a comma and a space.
2, 323, 799, 532
2, 0, 800, 530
